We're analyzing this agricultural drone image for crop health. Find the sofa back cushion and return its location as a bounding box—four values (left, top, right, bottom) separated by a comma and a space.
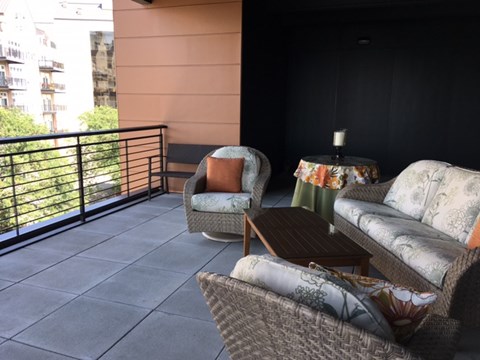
212, 146, 260, 193
422, 166, 480, 244
383, 160, 450, 220
231, 254, 395, 341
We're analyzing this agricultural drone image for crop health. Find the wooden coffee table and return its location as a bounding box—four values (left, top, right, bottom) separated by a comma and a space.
243, 207, 372, 275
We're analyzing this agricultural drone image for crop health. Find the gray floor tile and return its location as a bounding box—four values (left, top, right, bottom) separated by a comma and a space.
78, 234, 164, 264
217, 347, 231, 360
22, 257, 126, 294
136, 241, 223, 275
171, 231, 230, 250
113, 203, 170, 218
0, 341, 74, 360
199, 244, 244, 275
0, 248, 68, 282
85, 265, 189, 309
27, 228, 113, 256
118, 217, 187, 243
14, 296, 149, 360
79, 213, 149, 235
0, 279, 13, 291
157, 276, 213, 321
147, 193, 184, 209
0, 284, 75, 338
155, 208, 188, 224
0, 338, 5, 345
100, 311, 224, 360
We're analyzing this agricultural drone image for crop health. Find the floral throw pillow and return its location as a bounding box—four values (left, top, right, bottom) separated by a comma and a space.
309, 263, 437, 342
231, 255, 394, 341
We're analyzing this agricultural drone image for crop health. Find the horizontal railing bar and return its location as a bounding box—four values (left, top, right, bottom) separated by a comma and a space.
0, 125, 166, 145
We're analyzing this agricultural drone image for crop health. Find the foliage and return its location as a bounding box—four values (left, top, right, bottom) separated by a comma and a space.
0, 108, 78, 234
78, 106, 120, 203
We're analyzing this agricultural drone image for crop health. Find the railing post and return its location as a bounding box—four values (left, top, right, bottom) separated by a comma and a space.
159, 127, 164, 191
76, 136, 86, 222
9, 155, 20, 236
125, 139, 130, 197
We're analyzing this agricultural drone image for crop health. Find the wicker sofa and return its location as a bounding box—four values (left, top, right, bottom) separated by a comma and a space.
334, 160, 480, 327
197, 271, 460, 360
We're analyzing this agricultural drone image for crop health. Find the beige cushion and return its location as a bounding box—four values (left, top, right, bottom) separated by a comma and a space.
383, 160, 450, 220
422, 166, 480, 244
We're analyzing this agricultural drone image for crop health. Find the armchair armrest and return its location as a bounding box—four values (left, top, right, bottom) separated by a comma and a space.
336, 177, 396, 204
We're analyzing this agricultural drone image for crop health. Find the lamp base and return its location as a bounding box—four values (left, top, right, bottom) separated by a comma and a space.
331, 146, 344, 162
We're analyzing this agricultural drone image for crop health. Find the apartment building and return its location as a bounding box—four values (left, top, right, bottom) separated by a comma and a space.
0, 0, 114, 133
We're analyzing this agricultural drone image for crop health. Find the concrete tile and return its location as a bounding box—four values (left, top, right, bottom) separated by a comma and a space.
0, 284, 75, 338
118, 217, 187, 243
100, 311, 224, 360
200, 243, 245, 275
0, 280, 13, 291
157, 276, 213, 321
0, 248, 67, 282
171, 231, 229, 250
217, 347, 231, 360
114, 203, 170, 218
22, 257, 126, 294
27, 228, 113, 255
136, 242, 223, 275
79, 213, 149, 236
147, 193, 184, 209
78, 234, 164, 264
14, 296, 149, 360
0, 338, 5, 345
85, 265, 189, 309
0, 341, 73, 360
155, 208, 188, 225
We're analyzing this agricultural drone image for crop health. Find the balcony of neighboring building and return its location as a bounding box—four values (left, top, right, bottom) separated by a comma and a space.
40, 81, 66, 93
0, 76, 27, 90
42, 104, 67, 114
38, 60, 65, 73
0, 44, 25, 64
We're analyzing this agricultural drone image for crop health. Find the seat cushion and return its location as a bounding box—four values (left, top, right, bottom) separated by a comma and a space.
422, 167, 480, 244
383, 160, 450, 220
309, 263, 437, 342
335, 198, 414, 228
191, 192, 251, 214
359, 214, 464, 287
212, 147, 260, 193
231, 254, 394, 340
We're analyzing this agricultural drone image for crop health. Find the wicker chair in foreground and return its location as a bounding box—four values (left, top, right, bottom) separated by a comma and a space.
197, 272, 460, 360
184, 146, 271, 239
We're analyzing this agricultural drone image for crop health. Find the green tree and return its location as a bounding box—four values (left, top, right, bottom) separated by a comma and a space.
0, 108, 79, 234
78, 106, 120, 204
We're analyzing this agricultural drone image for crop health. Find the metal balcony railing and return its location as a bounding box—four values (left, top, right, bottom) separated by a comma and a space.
0, 125, 167, 250
0, 44, 25, 63
0, 77, 27, 89
40, 82, 66, 92
42, 104, 67, 112
38, 60, 65, 72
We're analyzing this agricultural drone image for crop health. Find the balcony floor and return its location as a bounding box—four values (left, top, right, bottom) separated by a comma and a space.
0, 187, 478, 359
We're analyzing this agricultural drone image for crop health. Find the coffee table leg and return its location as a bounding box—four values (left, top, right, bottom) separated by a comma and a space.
243, 214, 251, 257
360, 258, 369, 276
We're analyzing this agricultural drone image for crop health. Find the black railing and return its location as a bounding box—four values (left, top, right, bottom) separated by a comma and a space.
0, 125, 167, 250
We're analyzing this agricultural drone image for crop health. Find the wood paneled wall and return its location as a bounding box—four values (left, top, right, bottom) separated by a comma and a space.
113, 0, 242, 191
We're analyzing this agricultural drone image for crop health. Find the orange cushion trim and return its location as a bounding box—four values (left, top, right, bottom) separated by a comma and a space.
206, 157, 244, 193
467, 220, 480, 249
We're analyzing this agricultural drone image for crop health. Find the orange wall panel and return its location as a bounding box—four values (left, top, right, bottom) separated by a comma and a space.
115, 34, 241, 66
115, 0, 237, 10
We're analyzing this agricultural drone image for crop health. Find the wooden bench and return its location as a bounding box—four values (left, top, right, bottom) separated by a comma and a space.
148, 143, 222, 199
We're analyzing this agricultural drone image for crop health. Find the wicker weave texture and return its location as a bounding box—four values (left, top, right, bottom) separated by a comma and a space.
334, 182, 480, 327
183, 147, 271, 235
197, 272, 459, 360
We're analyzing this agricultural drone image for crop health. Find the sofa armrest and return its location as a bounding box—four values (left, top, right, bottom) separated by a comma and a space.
406, 314, 460, 360
437, 247, 480, 327
336, 177, 396, 204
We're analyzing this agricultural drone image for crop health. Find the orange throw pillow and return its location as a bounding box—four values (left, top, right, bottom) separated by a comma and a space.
467, 219, 480, 249
206, 157, 244, 193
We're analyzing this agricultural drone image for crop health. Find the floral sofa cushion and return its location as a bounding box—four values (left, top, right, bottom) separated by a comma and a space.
334, 198, 414, 228
308, 263, 437, 342
383, 160, 450, 220
231, 254, 394, 340
212, 147, 260, 193
422, 167, 480, 244
191, 193, 251, 214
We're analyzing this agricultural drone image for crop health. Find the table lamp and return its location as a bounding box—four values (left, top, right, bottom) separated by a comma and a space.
332, 129, 347, 161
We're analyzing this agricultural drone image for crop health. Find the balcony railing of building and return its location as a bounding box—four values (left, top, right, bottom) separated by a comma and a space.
42, 104, 67, 113
38, 60, 65, 72
0, 44, 25, 64
0, 125, 167, 252
40, 82, 66, 92
0, 105, 28, 112
0, 77, 27, 90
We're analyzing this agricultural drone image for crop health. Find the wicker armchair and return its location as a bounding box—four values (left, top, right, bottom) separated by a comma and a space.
334, 179, 480, 327
183, 146, 271, 236
197, 272, 460, 360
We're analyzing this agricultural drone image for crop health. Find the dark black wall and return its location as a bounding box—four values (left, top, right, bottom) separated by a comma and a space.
241, 1, 480, 178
